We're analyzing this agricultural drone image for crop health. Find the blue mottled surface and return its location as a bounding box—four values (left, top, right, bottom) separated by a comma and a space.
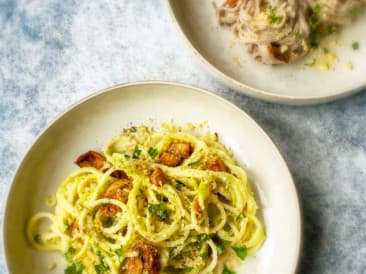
1, 1, 366, 273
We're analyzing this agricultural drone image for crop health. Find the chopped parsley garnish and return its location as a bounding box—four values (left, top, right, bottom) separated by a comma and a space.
115, 247, 123, 257
132, 145, 141, 159
310, 22, 321, 37
308, 4, 338, 48
352, 41, 360, 50
326, 25, 337, 35
176, 181, 185, 190
64, 262, 84, 274
94, 250, 109, 274
65, 247, 76, 262
94, 264, 108, 274
182, 264, 194, 272
308, 5, 321, 47
222, 265, 236, 274
352, 6, 363, 17
309, 27, 320, 47
96, 250, 104, 261
323, 47, 329, 54
200, 252, 209, 259
312, 4, 321, 14
187, 160, 199, 167
196, 233, 211, 247
268, 6, 283, 25
148, 147, 158, 157
294, 32, 302, 40
124, 154, 130, 158
215, 241, 224, 255
148, 202, 169, 220
232, 246, 248, 260
236, 213, 244, 221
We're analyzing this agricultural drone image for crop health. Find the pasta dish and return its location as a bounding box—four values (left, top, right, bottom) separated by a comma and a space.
215, 0, 365, 64
27, 123, 265, 274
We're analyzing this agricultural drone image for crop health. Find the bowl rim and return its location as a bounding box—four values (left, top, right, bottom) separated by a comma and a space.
166, 0, 365, 105
1, 80, 302, 273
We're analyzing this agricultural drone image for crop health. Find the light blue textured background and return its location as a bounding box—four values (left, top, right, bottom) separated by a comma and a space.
1, 1, 366, 273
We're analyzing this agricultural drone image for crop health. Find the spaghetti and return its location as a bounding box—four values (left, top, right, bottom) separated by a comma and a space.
215, 0, 365, 64
27, 123, 265, 274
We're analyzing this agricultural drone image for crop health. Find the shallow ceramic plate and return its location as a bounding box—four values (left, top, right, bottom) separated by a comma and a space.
2, 82, 301, 274
167, 0, 366, 105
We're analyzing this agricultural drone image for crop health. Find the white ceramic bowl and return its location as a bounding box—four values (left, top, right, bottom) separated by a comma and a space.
167, 0, 366, 105
2, 82, 301, 273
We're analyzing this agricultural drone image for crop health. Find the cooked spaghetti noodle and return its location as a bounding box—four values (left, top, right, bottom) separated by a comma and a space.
215, 0, 365, 64
27, 123, 265, 274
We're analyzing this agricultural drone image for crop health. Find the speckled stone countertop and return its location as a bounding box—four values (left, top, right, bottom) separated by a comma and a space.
1, 1, 365, 274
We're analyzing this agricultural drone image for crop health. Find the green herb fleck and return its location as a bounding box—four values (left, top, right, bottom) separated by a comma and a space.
176, 181, 185, 190
148, 147, 158, 157
187, 160, 199, 167
236, 213, 244, 221
215, 242, 224, 255
64, 262, 84, 274
148, 202, 169, 220
352, 6, 363, 17
124, 154, 130, 158
95, 264, 108, 274
115, 248, 123, 257
309, 27, 320, 47
268, 6, 283, 25
96, 250, 104, 261
326, 25, 337, 35
200, 252, 209, 259
308, 5, 335, 48
310, 19, 321, 32
294, 32, 302, 40
65, 247, 76, 262
196, 233, 211, 247
222, 265, 236, 274
232, 246, 248, 260
308, 8, 337, 48
352, 41, 360, 50
132, 145, 141, 159
182, 264, 194, 272
323, 47, 329, 54
94, 250, 109, 274
312, 4, 321, 14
